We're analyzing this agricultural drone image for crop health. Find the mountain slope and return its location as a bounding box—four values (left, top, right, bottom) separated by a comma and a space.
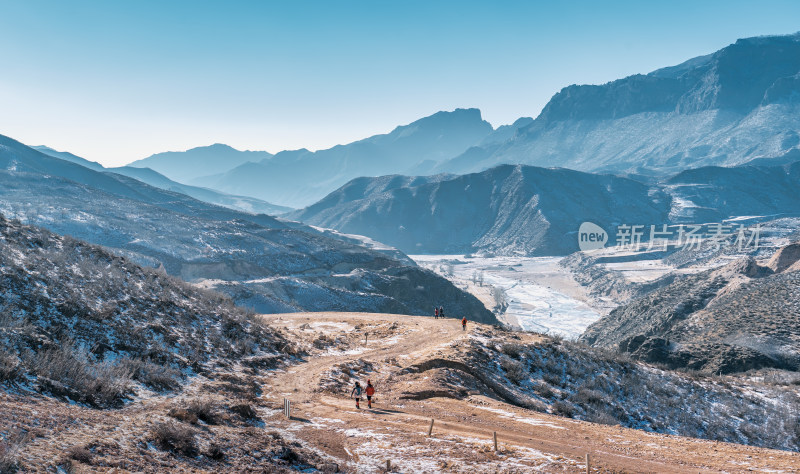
438, 33, 800, 176
32, 145, 105, 171
664, 161, 800, 222
129, 143, 272, 182
288, 164, 672, 256
580, 244, 800, 374
192, 108, 494, 207
0, 214, 287, 407
289, 158, 800, 256
108, 165, 293, 215
0, 134, 494, 322
33, 144, 291, 215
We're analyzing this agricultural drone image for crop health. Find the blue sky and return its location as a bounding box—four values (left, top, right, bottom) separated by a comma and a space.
1, 0, 799, 166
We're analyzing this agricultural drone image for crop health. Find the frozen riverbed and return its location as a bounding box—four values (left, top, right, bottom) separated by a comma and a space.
410, 255, 603, 339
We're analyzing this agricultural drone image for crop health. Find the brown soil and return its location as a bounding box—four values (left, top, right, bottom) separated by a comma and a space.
2, 311, 798, 472
259, 312, 800, 473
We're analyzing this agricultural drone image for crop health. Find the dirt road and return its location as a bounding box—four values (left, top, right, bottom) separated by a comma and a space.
259, 312, 800, 473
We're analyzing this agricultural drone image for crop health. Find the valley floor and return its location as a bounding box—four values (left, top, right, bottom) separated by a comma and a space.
410, 255, 608, 338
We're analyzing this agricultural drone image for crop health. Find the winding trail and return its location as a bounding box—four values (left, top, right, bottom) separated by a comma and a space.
259, 312, 800, 473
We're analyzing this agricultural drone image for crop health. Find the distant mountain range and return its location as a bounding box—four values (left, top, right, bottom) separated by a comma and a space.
0, 133, 494, 322
287, 160, 800, 256
191, 108, 493, 208
128, 143, 273, 183
125, 33, 800, 210
130, 109, 496, 208
437, 33, 800, 176
34, 145, 291, 215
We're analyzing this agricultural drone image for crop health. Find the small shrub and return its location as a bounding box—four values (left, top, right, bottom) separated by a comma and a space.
230, 403, 259, 421
588, 411, 618, 426
312, 335, 333, 349
500, 343, 524, 359
573, 387, 607, 406
187, 398, 218, 424
533, 382, 554, 399
542, 372, 562, 387
66, 445, 93, 463
0, 430, 25, 473
150, 422, 198, 456
122, 358, 181, 391
207, 443, 225, 461
500, 359, 526, 385
0, 443, 19, 473
167, 408, 198, 425
0, 350, 21, 382
551, 401, 575, 417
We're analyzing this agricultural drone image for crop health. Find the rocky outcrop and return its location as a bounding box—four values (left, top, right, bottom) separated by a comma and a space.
581, 246, 800, 374
437, 33, 800, 176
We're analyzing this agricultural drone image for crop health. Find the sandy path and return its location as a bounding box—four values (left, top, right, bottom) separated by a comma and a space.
259, 312, 800, 473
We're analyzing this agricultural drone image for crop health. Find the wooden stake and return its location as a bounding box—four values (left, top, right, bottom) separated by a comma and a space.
284, 398, 291, 419
493, 431, 498, 451
427, 418, 434, 436
386, 459, 391, 471
586, 453, 590, 473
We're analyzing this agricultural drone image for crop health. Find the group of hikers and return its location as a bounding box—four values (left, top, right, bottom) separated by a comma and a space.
349, 310, 469, 409
350, 379, 376, 409
435, 305, 468, 331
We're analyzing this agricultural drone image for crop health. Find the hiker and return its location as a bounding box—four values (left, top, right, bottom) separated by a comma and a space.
351, 381, 362, 409
439, 306, 445, 319
461, 316, 467, 331
366, 379, 376, 408
434, 306, 439, 319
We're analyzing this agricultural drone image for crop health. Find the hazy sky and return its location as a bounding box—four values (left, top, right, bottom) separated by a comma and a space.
1, 1, 799, 166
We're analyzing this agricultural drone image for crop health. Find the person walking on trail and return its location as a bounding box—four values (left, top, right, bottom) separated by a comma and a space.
461, 316, 467, 331
351, 381, 362, 409
439, 306, 445, 319
365, 379, 376, 408
434, 307, 439, 319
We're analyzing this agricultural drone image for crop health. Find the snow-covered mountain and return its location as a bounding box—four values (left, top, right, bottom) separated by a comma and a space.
0, 134, 494, 322
189, 108, 494, 208
437, 33, 800, 176
129, 143, 272, 183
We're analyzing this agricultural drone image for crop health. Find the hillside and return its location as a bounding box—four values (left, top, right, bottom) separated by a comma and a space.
288, 164, 672, 256
289, 158, 800, 256
0, 215, 357, 472
0, 134, 494, 322
0, 214, 288, 407
6, 311, 800, 471
437, 33, 800, 176
580, 243, 800, 374
190, 108, 494, 208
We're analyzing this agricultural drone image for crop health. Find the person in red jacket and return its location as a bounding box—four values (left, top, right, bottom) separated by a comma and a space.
461, 316, 467, 331
365, 379, 376, 408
